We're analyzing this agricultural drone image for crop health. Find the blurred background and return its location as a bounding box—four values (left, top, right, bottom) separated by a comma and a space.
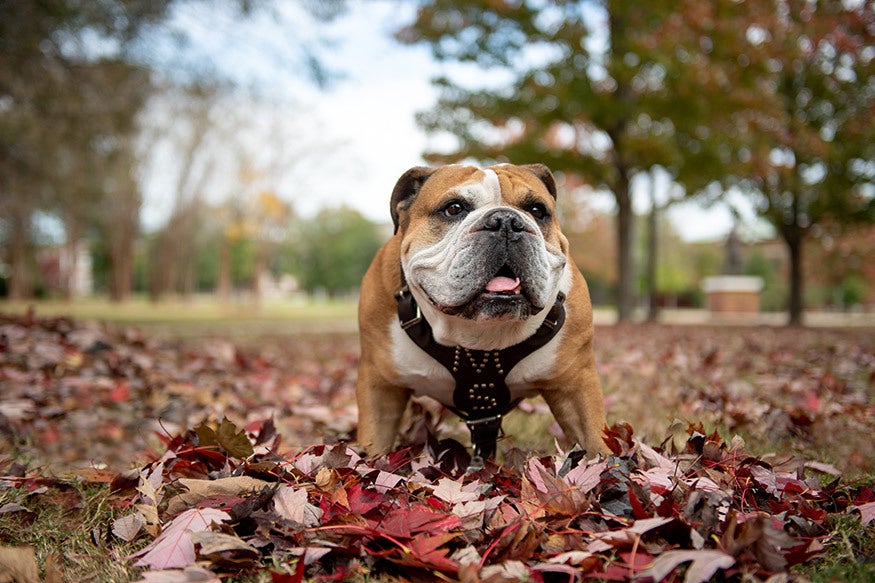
2, 0, 873, 327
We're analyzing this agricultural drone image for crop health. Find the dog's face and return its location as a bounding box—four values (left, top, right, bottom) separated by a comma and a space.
392, 164, 568, 322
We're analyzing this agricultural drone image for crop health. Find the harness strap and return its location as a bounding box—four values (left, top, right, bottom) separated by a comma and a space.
394, 284, 566, 460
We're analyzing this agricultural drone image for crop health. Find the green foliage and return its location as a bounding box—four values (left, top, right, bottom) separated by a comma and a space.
841, 274, 868, 308
744, 250, 785, 311
292, 206, 384, 297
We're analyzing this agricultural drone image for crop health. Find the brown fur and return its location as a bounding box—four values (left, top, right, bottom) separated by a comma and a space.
356, 164, 608, 457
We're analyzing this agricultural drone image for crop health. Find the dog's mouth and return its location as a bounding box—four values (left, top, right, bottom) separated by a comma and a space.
426, 264, 539, 321
482, 264, 523, 296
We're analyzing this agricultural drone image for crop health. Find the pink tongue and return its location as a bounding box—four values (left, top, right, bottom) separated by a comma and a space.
486, 276, 521, 293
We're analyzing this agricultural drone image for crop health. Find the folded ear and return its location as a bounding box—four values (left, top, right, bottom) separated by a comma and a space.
521, 163, 557, 199
390, 166, 438, 234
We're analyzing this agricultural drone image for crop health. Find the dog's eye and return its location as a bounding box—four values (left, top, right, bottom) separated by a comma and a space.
443, 201, 466, 218
527, 203, 548, 220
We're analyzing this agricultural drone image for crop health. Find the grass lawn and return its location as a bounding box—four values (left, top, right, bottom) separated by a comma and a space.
1, 295, 360, 338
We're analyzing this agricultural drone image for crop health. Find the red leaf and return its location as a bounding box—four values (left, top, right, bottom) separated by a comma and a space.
347, 483, 384, 516
628, 487, 651, 519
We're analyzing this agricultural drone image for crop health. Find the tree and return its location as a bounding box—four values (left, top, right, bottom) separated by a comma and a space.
0, 1, 171, 300
294, 207, 383, 298
655, 0, 875, 325
1, 0, 348, 301
398, 1, 698, 321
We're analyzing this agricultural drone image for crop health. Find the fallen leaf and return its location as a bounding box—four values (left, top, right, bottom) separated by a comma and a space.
131, 507, 231, 569
639, 549, 735, 583
134, 566, 222, 582
431, 477, 480, 505
166, 476, 272, 514
113, 512, 146, 542
854, 501, 875, 525
273, 486, 322, 527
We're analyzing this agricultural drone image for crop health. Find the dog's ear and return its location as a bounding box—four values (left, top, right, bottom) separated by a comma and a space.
390, 166, 437, 234
521, 163, 557, 199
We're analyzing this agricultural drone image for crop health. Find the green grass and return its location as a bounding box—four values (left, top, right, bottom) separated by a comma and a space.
1, 296, 359, 338
0, 478, 144, 582
795, 514, 875, 582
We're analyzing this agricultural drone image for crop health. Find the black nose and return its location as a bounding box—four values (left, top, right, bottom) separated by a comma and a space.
480, 209, 527, 234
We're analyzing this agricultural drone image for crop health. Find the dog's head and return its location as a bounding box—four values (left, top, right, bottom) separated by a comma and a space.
391, 164, 568, 325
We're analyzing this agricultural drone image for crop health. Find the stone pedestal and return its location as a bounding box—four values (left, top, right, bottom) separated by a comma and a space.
702, 276, 763, 316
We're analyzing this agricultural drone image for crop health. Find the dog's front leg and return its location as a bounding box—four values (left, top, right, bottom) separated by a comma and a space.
355, 369, 410, 456
541, 374, 609, 456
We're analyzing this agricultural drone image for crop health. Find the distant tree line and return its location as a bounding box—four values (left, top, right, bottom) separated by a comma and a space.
0, 0, 348, 304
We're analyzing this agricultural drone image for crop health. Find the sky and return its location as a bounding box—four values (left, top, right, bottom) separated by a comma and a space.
140, 0, 759, 243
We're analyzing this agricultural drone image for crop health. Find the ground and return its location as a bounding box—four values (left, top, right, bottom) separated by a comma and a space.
0, 305, 873, 581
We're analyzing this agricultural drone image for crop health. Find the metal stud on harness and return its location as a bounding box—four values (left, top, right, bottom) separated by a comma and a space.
394, 284, 566, 463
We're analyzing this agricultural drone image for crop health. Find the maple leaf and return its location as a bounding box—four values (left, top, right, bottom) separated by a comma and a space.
389, 533, 461, 573
134, 566, 222, 582
431, 477, 480, 505
639, 549, 735, 583
189, 531, 259, 569
374, 470, 404, 493
563, 459, 607, 492
720, 510, 798, 572
216, 417, 255, 459
855, 501, 875, 525
273, 486, 322, 527
112, 513, 146, 542
130, 507, 231, 570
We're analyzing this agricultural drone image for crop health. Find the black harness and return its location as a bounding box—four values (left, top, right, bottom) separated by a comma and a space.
394, 282, 566, 462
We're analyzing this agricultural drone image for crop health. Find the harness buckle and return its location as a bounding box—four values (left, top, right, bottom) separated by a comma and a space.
542, 312, 561, 330
395, 286, 422, 330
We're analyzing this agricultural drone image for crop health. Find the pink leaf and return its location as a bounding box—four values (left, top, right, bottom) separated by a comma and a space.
375, 471, 404, 494
431, 478, 480, 505
273, 486, 323, 527
563, 459, 607, 493
856, 501, 875, 525
130, 508, 230, 570
640, 549, 735, 583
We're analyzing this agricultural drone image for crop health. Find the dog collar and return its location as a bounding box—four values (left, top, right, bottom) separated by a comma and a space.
394, 284, 566, 462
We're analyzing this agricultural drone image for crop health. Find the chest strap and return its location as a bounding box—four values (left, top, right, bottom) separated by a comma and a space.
394, 286, 566, 461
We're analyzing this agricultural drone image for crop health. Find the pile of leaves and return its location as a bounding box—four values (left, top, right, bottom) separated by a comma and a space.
105, 416, 873, 582
0, 311, 358, 470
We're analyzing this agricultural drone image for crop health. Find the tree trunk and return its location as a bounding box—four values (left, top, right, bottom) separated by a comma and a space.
646, 173, 659, 322
60, 215, 82, 301
217, 235, 232, 306
8, 209, 34, 301
109, 245, 132, 302
784, 227, 804, 326
615, 170, 635, 322
106, 184, 140, 303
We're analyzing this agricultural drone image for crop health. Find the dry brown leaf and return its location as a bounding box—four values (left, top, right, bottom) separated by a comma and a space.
166, 476, 271, 514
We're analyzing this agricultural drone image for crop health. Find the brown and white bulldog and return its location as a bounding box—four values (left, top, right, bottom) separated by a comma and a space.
356, 163, 607, 460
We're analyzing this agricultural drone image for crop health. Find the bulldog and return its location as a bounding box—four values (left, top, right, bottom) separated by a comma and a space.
356, 163, 607, 461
